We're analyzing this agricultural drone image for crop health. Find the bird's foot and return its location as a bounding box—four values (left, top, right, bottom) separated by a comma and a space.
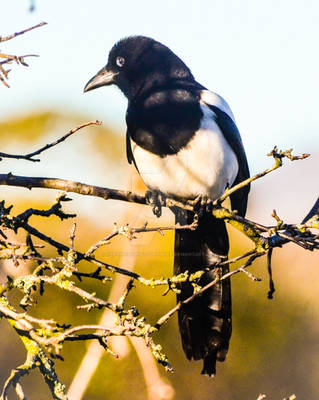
145, 190, 166, 218
191, 195, 213, 224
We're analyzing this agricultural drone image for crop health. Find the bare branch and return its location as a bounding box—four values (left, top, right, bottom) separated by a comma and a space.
0, 22, 47, 43
0, 173, 147, 204
0, 141, 317, 397
0, 120, 101, 162
215, 146, 310, 206
0, 22, 47, 87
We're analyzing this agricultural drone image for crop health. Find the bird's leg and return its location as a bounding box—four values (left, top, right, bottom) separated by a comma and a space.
191, 195, 213, 226
145, 190, 166, 218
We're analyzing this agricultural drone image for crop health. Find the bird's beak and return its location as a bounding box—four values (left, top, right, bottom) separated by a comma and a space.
83, 67, 118, 93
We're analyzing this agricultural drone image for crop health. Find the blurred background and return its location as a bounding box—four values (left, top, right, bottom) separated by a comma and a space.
0, 0, 318, 399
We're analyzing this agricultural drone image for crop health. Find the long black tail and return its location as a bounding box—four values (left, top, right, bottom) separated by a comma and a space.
173, 208, 232, 376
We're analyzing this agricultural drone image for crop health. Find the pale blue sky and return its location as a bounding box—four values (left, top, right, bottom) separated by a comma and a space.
2, 0, 319, 172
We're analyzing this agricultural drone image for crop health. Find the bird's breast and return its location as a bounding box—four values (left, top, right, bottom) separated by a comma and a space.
131, 105, 239, 200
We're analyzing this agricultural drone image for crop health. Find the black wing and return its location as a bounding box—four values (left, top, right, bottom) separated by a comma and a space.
126, 128, 134, 165
206, 104, 250, 217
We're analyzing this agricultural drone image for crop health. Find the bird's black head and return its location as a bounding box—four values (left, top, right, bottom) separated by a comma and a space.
83, 36, 194, 100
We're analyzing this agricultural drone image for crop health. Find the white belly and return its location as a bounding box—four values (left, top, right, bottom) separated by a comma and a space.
131, 105, 239, 200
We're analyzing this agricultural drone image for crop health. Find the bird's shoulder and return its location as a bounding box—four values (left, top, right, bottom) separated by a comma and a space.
127, 80, 203, 119
199, 90, 235, 121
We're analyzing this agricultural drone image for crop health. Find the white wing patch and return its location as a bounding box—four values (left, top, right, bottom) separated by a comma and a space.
131, 103, 239, 200
200, 90, 235, 122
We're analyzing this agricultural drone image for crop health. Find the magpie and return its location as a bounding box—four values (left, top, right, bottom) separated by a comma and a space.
84, 36, 250, 376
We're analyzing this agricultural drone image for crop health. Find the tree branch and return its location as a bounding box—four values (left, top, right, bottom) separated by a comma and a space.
215, 147, 310, 206
0, 22, 47, 87
0, 120, 101, 162
0, 298, 67, 400
0, 22, 47, 43
0, 173, 147, 204
0, 142, 317, 396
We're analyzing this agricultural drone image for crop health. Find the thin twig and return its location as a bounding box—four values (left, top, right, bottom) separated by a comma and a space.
0, 120, 101, 162
0, 22, 47, 43
0, 22, 47, 88
215, 147, 310, 206
154, 253, 264, 329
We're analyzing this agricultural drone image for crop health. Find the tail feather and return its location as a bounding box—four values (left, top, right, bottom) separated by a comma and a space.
173, 207, 232, 376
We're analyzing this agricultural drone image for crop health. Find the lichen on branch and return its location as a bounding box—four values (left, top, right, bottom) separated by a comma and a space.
0, 124, 318, 398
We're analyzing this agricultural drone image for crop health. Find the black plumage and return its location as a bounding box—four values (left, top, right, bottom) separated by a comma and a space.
84, 36, 250, 376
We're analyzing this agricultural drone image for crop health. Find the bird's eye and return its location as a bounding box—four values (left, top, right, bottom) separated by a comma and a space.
116, 56, 125, 68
